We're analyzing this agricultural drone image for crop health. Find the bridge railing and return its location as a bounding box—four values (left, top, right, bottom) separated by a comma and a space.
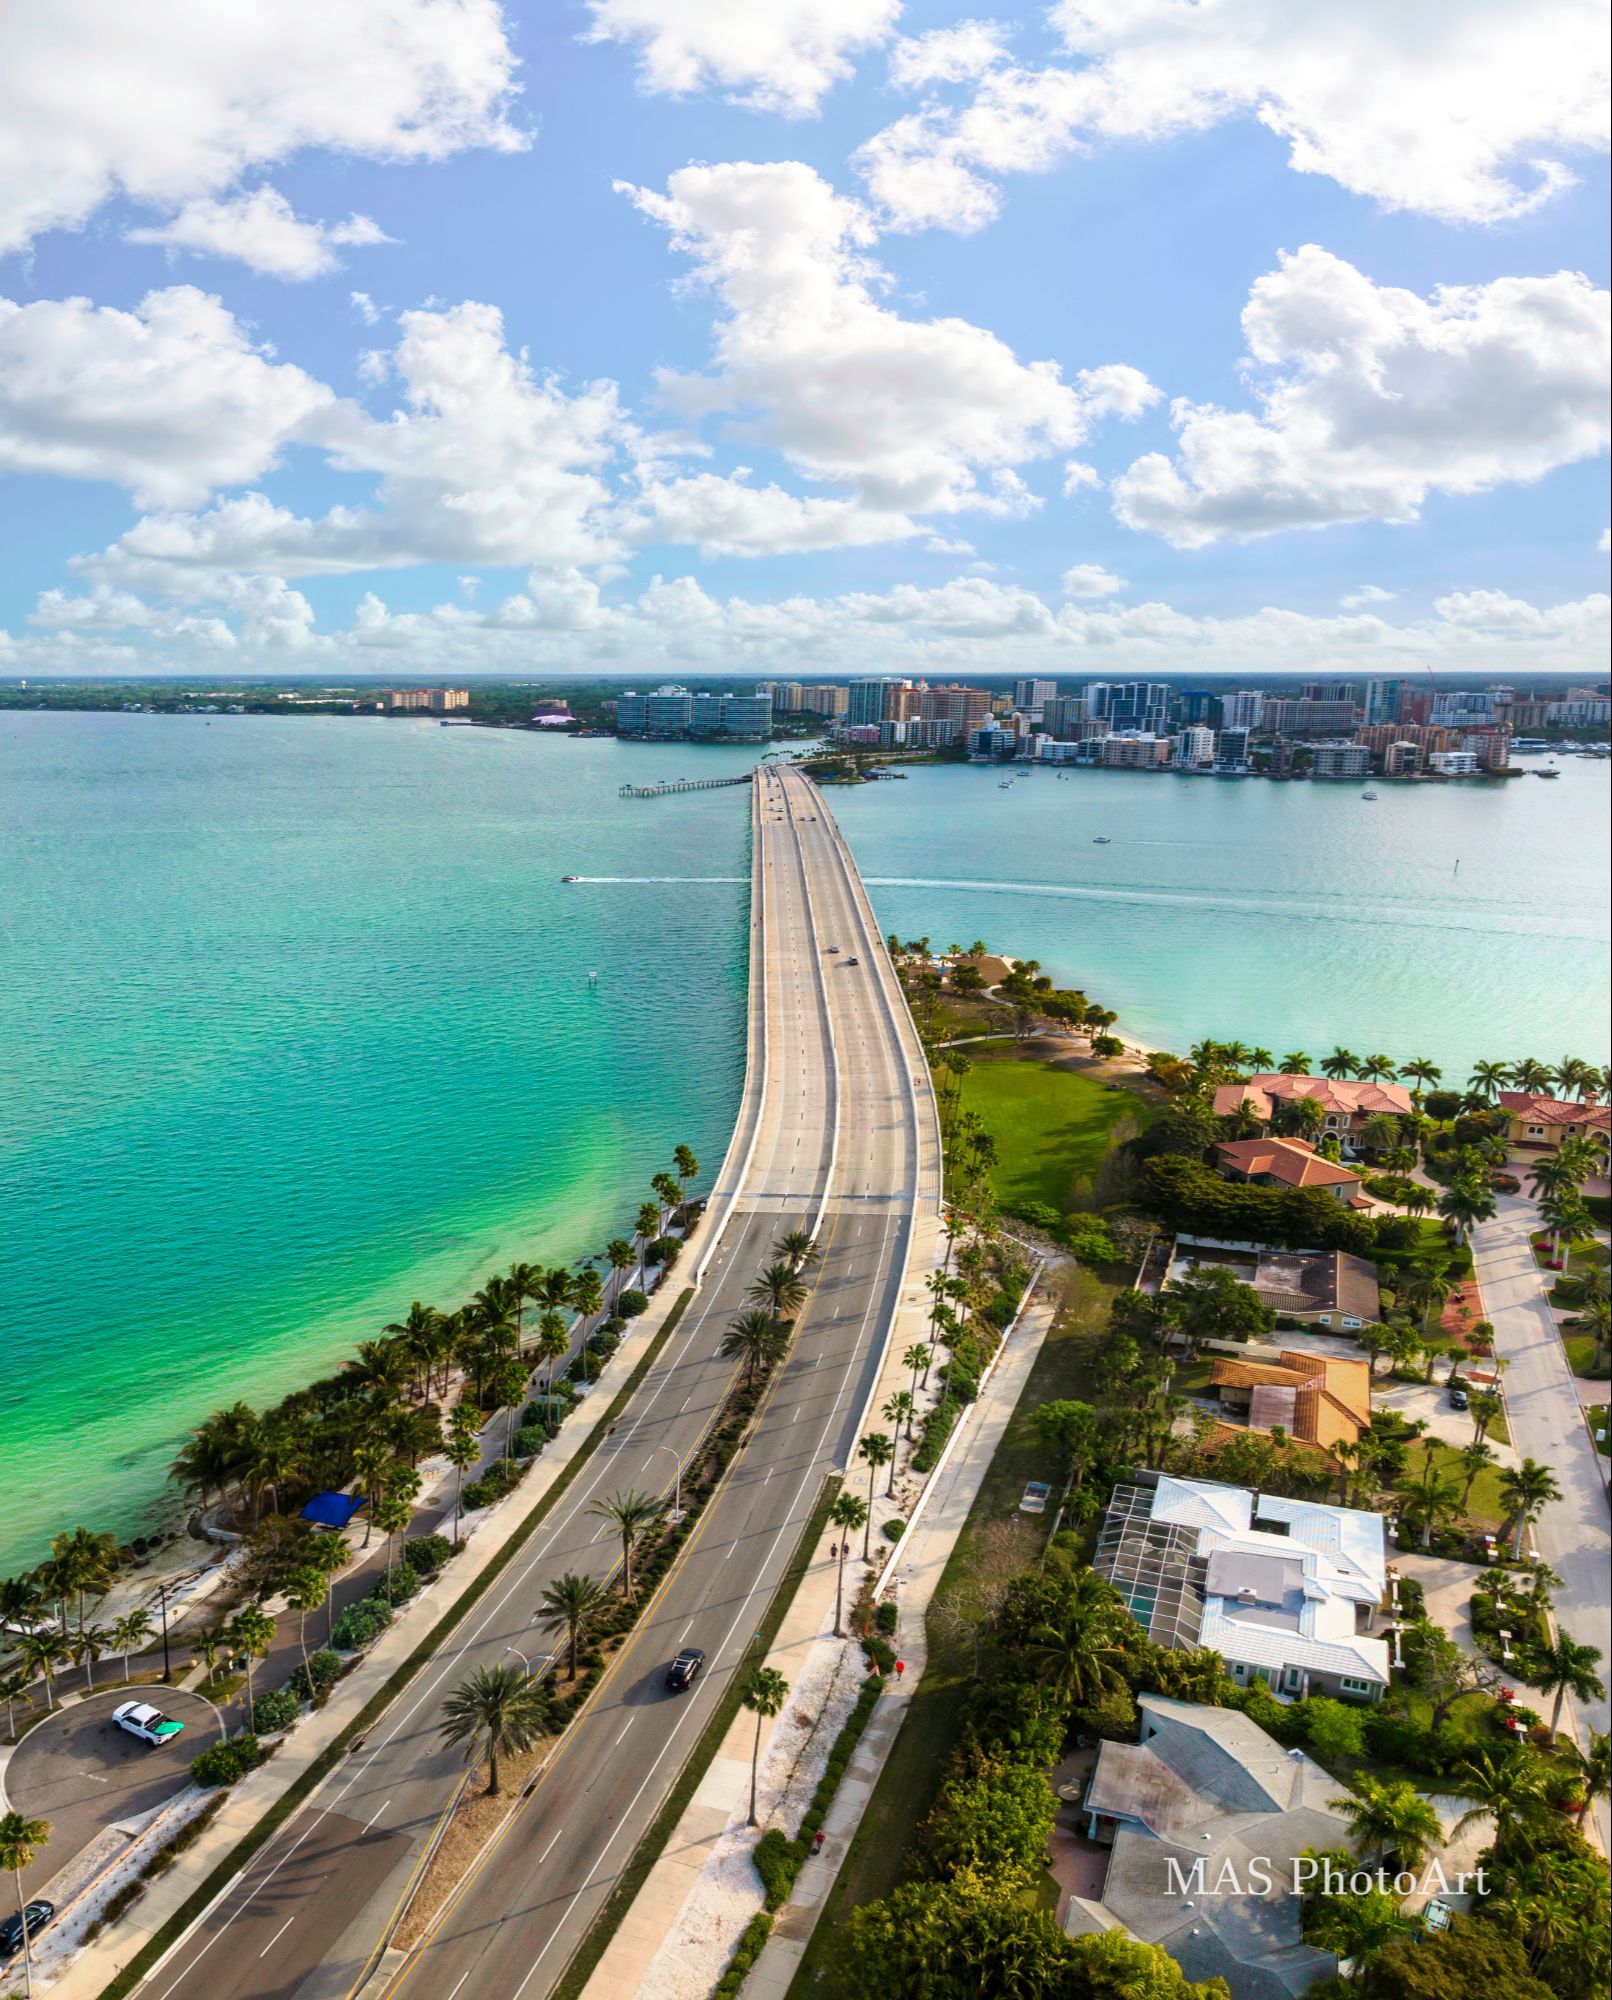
618, 774, 756, 797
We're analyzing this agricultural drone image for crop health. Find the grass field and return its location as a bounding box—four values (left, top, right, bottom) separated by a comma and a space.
950, 1052, 1147, 1216
786, 1263, 1118, 1996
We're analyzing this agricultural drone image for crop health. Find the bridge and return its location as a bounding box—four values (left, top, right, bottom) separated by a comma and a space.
618, 772, 756, 797
139, 768, 942, 2000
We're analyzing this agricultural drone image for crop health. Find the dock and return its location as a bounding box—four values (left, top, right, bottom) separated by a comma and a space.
618, 773, 756, 797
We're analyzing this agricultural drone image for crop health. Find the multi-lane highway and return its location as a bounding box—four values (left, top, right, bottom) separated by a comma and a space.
136, 765, 939, 2000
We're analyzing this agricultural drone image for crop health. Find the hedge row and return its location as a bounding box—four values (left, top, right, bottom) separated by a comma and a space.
752, 1670, 885, 1911
711, 1913, 773, 1999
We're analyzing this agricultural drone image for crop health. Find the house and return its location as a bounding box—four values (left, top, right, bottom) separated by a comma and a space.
1066, 1693, 1353, 2000
1213, 1136, 1370, 1207
1167, 1238, 1382, 1329
1096, 1475, 1391, 1702
1212, 1074, 1413, 1154
1495, 1091, 1610, 1157
1208, 1350, 1372, 1456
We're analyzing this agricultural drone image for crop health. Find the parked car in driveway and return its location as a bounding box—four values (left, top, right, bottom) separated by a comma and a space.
112, 1700, 185, 1746
1448, 1385, 1470, 1411
0, 1900, 54, 1961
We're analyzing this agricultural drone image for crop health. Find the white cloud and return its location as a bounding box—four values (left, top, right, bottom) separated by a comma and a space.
17, 574, 1608, 682
888, 21, 1012, 89
622, 470, 918, 556
1600, 527, 1610, 552
0, 285, 334, 508
857, 0, 1607, 233
1061, 563, 1125, 597
619, 160, 1157, 523
1062, 460, 1101, 493
351, 292, 382, 326
126, 186, 391, 280
0, 0, 525, 255
1341, 584, 1396, 608
581, 0, 899, 117
1110, 247, 1610, 547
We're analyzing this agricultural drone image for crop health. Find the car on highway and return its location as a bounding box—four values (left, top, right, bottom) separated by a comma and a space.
827, 944, 840, 953
0, 1900, 54, 1960
846, 956, 860, 966
665, 1648, 705, 1691
112, 1700, 186, 1747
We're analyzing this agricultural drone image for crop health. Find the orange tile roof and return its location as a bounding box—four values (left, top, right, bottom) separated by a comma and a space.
1208, 1350, 1370, 1450
1497, 1091, 1610, 1132
1213, 1074, 1413, 1121
1214, 1137, 1363, 1191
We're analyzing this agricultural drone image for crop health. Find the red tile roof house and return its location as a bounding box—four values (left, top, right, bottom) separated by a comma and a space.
1496, 1091, 1611, 1157
1214, 1136, 1373, 1208
1212, 1075, 1413, 1157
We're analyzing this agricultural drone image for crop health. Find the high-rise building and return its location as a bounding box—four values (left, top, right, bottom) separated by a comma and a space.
1302, 680, 1356, 704
1310, 741, 1371, 779
1362, 679, 1401, 727
1264, 697, 1357, 736
847, 680, 888, 728
1041, 694, 1087, 739
1106, 681, 1172, 735
770, 681, 802, 712
1224, 690, 1264, 730
1179, 690, 1220, 726
1171, 725, 1216, 769
1012, 678, 1058, 720
1100, 733, 1171, 768
1215, 727, 1252, 770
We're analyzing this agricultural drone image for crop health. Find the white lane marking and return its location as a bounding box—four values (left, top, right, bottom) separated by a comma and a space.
258, 1916, 295, 1959
445, 1971, 474, 2000
363, 1798, 392, 1832
538, 1826, 565, 1863
678, 1620, 694, 1643
615, 1720, 633, 1745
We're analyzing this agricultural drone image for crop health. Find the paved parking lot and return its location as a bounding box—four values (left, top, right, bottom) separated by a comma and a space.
1, 1687, 223, 1896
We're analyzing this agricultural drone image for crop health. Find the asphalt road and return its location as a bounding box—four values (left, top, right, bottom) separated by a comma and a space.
5, 1689, 225, 1899
383, 764, 933, 1999
137, 764, 933, 2000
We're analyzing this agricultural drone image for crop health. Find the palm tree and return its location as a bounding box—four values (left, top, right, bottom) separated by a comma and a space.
1290, 1094, 1326, 1141
14, 1633, 65, 1713
1560, 1729, 1612, 1823
539, 1573, 603, 1681
0, 1670, 31, 1741
1320, 1048, 1360, 1079
1536, 1629, 1605, 1739
229, 1606, 275, 1732
1400, 1057, 1441, 1105
1278, 1051, 1311, 1074
444, 1431, 479, 1545
438, 1663, 549, 1797
857, 1433, 895, 1538
533, 1312, 570, 1397
1451, 1747, 1550, 1843
740, 1667, 790, 1826
1438, 1175, 1496, 1243
49, 1526, 118, 1641
1023, 1570, 1128, 1708
903, 1342, 933, 1397
1468, 1390, 1504, 1446
283, 1567, 326, 1682
384, 1302, 445, 1397
721, 1309, 787, 1387
1330, 1774, 1443, 1869
109, 1610, 154, 1684
1499, 1458, 1562, 1557
1401, 1262, 1454, 1336
1552, 1056, 1596, 1100
1359, 1053, 1397, 1082
1509, 1058, 1553, 1094
69, 1623, 116, 1692
374, 1492, 412, 1592
773, 1229, 821, 1273
883, 1391, 916, 1443
748, 1261, 808, 1324
0, 1809, 51, 1999
605, 1238, 637, 1306
189, 1619, 230, 1685
1456, 1438, 1496, 1506
651, 1172, 683, 1231
589, 1489, 662, 1600
1469, 1059, 1511, 1101
1564, 1297, 1611, 1373
673, 1143, 699, 1193
829, 1492, 868, 1636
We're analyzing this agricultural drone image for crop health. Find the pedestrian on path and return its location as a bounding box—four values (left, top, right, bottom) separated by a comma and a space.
894, 1659, 905, 1680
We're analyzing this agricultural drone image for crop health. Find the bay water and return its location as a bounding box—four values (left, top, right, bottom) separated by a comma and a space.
1, 714, 1606, 1569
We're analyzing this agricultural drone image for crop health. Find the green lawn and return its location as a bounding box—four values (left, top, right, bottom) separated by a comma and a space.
786, 1263, 1118, 1996
1420, 1439, 1509, 1531
951, 1053, 1147, 1216
1563, 1331, 1610, 1381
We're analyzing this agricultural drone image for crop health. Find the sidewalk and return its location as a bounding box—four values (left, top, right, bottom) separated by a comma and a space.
581, 1279, 1060, 2000
41, 1255, 705, 2000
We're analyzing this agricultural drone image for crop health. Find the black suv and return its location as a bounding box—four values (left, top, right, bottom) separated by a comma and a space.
0, 1900, 54, 1961
665, 1648, 705, 1691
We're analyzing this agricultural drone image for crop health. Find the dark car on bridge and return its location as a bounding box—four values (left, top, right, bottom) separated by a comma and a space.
665, 1648, 705, 1691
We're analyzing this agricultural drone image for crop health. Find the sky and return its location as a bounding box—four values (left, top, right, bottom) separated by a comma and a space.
1, 0, 1609, 682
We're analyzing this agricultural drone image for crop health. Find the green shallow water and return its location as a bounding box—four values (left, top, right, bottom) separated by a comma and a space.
2, 717, 1607, 1572
0, 714, 757, 1570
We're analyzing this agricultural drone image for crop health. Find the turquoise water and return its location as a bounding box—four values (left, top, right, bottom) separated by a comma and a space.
0, 714, 755, 1570
831, 759, 1611, 1074
3, 716, 1607, 1571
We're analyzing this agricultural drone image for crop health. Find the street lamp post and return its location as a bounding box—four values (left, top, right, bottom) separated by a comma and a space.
656, 1445, 684, 1524
502, 1644, 531, 1674
157, 1582, 172, 1683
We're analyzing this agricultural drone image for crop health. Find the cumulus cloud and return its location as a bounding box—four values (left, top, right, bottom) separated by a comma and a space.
1109, 247, 1610, 547
888, 21, 1011, 89
581, 0, 900, 117
17, 574, 1608, 682
0, 286, 334, 508
1061, 563, 1125, 597
127, 187, 391, 280
1341, 584, 1396, 608
619, 160, 1157, 524
0, 0, 525, 255
622, 470, 918, 556
856, 0, 1607, 233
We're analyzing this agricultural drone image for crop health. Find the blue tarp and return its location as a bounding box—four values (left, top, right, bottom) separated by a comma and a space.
300, 1491, 365, 1528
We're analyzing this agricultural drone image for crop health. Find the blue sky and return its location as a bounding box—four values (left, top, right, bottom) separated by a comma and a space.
1, 0, 1608, 679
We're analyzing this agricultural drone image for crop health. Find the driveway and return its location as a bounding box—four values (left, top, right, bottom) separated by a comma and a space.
1470, 1196, 1610, 1838
1, 1687, 224, 1897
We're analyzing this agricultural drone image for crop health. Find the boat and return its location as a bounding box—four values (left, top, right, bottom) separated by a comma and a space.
1361, 789, 1378, 800
1535, 767, 1560, 779
1092, 835, 1112, 844
998, 778, 1014, 789
562, 874, 580, 882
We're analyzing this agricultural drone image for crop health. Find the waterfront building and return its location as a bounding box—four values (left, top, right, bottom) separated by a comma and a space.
1214, 1136, 1368, 1206
847, 679, 893, 727
1012, 677, 1058, 720
1211, 1074, 1412, 1152
1309, 741, 1371, 780
769, 681, 801, 711
1171, 724, 1216, 770
387, 687, 469, 711
1457, 727, 1512, 772
969, 722, 1017, 759
1382, 741, 1422, 776
1223, 689, 1264, 730
687, 691, 772, 740
1547, 695, 1612, 727
1427, 750, 1480, 776
1106, 681, 1172, 735
1263, 695, 1357, 735
1496, 1091, 1611, 1158
1100, 733, 1171, 768
1362, 678, 1402, 726
1040, 694, 1087, 738
800, 683, 850, 717
1179, 689, 1220, 726
1431, 689, 1497, 724
1214, 725, 1252, 771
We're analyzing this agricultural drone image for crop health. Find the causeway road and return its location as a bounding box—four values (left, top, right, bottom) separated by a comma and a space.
138, 765, 939, 2000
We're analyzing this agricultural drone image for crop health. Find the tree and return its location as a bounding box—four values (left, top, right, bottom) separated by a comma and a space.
1023, 1569, 1129, 1709
1330, 1774, 1444, 1869
857, 1432, 895, 1538
1499, 1458, 1562, 1558
1450, 1747, 1550, 1843
773, 1229, 820, 1273
228, 1605, 275, 1733
1559, 1729, 1611, 1823
1470, 1059, 1512, 1101
673, 1143, 699, 1190
883, 1390, 916, 1443
721, 1309, 788, 1387
1162, 1263, 1275, 1355
1322, 1048, 1361, 1079
1306, 1879, 1414, 1969
1535, 1629, 1605, 1739
740, 1666, 789, 1825
1469, 1390, 1505, 1446
1400, 1057, 1442, 1106
107, 1610, 153, 1685
829, 1492, 868, 1636
539, 1573, 603, 1681
922, 1762, 1058, 1884
1456, 1438, 1497, 1506
1027, 1399, 1098, 1493
438, 1663, 549, 1797
1403, 1624, 1498, 1730
0, 1809, 51, 2000
281, 1567, 326, 1683
1355, 1915, 1553, 2000
374, 1491, 412, 1591
1438, 1175, 1496, 1243
589, 1489, 661, 1600
904, 1341, 933, 1398
444, 1430, 479, 1545
605, 1237, 637, 1305
533, 1312, 570, 1397
14, 1632, 64, 1713
49, 1525, 118, 1641
748, 1261, 809, 1324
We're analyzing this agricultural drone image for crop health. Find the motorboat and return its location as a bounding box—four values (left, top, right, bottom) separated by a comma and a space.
1092, 835, 1112, 844
1361, 789, 1378, 800
562, 874, 580, 882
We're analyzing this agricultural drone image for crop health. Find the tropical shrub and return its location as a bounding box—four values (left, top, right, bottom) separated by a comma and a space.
192, 1734, 263, 1787
403, 1533, 453, 1577
249, 1687, 299, 1734
331, 1594, 392, 1651
289, 1649, 341, 1702
617, 1289, 649, 1318
512, 1425, 546, 1459
712, 1914, 773, 2000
